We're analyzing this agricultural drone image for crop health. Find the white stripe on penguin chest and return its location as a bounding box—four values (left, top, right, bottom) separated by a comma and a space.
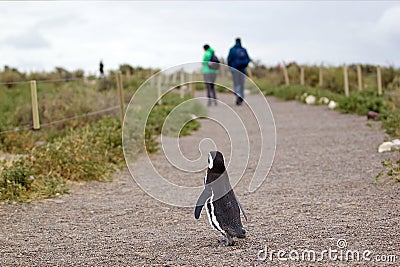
205, 191, 225, 235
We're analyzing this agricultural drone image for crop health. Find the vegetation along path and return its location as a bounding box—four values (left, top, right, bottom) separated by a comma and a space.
1, 93, 399, 266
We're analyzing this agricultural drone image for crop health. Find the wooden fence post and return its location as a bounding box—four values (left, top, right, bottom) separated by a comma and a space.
180, 69, 185, 98
219, 58, 226, 78
30, 80, 40, 130
164, 74, 170, 86
190, 72, 195, 98
300, 67, 305, 86
319, 66, 323, 87
150, 70, 155, 88
247, 67, 253, 80
282, 62, 290, 86
116, 71, 125, 123
172, 72, 177, 83
377, 65, 382, 95
343, 65, 349, 97
357, 64, 363, 91
157, 75, 162, 105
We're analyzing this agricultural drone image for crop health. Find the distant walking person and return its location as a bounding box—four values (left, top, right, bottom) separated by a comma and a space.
99, 60, 104, 77
227, 38, 251, 105
202, 44, 218, 106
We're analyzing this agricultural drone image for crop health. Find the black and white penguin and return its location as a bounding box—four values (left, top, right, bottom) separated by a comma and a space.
194, 151, 247, 246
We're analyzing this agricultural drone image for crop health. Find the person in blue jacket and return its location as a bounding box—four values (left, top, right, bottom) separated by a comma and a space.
227, 38, 251, 105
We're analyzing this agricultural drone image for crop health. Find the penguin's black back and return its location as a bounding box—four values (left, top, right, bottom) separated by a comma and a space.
204, 150, 246, 238
212, 189, 245, 238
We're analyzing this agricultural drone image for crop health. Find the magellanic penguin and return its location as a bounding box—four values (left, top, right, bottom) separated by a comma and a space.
194, 151, 247, 246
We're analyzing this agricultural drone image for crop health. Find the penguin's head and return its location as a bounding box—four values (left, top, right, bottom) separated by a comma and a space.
207, 151, 226, 173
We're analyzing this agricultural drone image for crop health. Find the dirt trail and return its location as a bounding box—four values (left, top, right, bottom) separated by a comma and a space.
1, 93, 399, 266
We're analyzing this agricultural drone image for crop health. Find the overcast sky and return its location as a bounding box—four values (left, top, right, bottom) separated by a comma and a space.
1, 1, 400, 74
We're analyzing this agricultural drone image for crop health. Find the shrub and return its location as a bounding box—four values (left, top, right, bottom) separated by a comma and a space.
0, 117, 123, 202
0, 91, 206, 202
255, 80, 399, 138
381, 109, 400, 137
0, 160, 34, 200
0, 70, 23, 88
376, 157, 400, 184
338, 89, 389, 115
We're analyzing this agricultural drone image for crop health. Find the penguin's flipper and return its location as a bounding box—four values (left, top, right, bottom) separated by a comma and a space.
236, 197, 248, 221
194, 186, 212, 219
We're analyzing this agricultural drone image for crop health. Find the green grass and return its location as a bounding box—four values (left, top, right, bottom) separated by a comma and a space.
255, 79, 400, 184
376, 156, 400, 184
255, 80, 399, 138
0, 117, 122, 202
0, 76, 206, 202
0, 80, 120, 153
381, 109, 400, 137
250, 64, 398, 93
122, 80, 208, 156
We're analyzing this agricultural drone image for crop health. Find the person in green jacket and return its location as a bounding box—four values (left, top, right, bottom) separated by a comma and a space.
202, 44, 218, 106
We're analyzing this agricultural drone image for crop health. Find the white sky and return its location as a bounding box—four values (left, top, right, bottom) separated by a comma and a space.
1, 1, 400, 74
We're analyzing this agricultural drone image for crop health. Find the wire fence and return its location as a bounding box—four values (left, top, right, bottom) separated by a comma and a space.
0, 77, 84, 85
0, 73, 124, 135
0, 105, 120, 135
0, 69, 195, 136
0, 64, 395, 136
0, 125, 32, 135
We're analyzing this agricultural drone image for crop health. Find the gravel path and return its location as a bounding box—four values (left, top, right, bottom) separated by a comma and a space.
1, 93, 399, 266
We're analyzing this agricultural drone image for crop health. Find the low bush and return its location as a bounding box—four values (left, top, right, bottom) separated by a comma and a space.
381, 109, 400, 137
0, 117, 122, 202
338, 89, 390, 115
376, 157, 400, 184
255, 80, 399, 138
0, 91, 206, 202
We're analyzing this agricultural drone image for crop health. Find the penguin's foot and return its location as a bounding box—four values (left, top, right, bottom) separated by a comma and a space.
218, 235, 234, 246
